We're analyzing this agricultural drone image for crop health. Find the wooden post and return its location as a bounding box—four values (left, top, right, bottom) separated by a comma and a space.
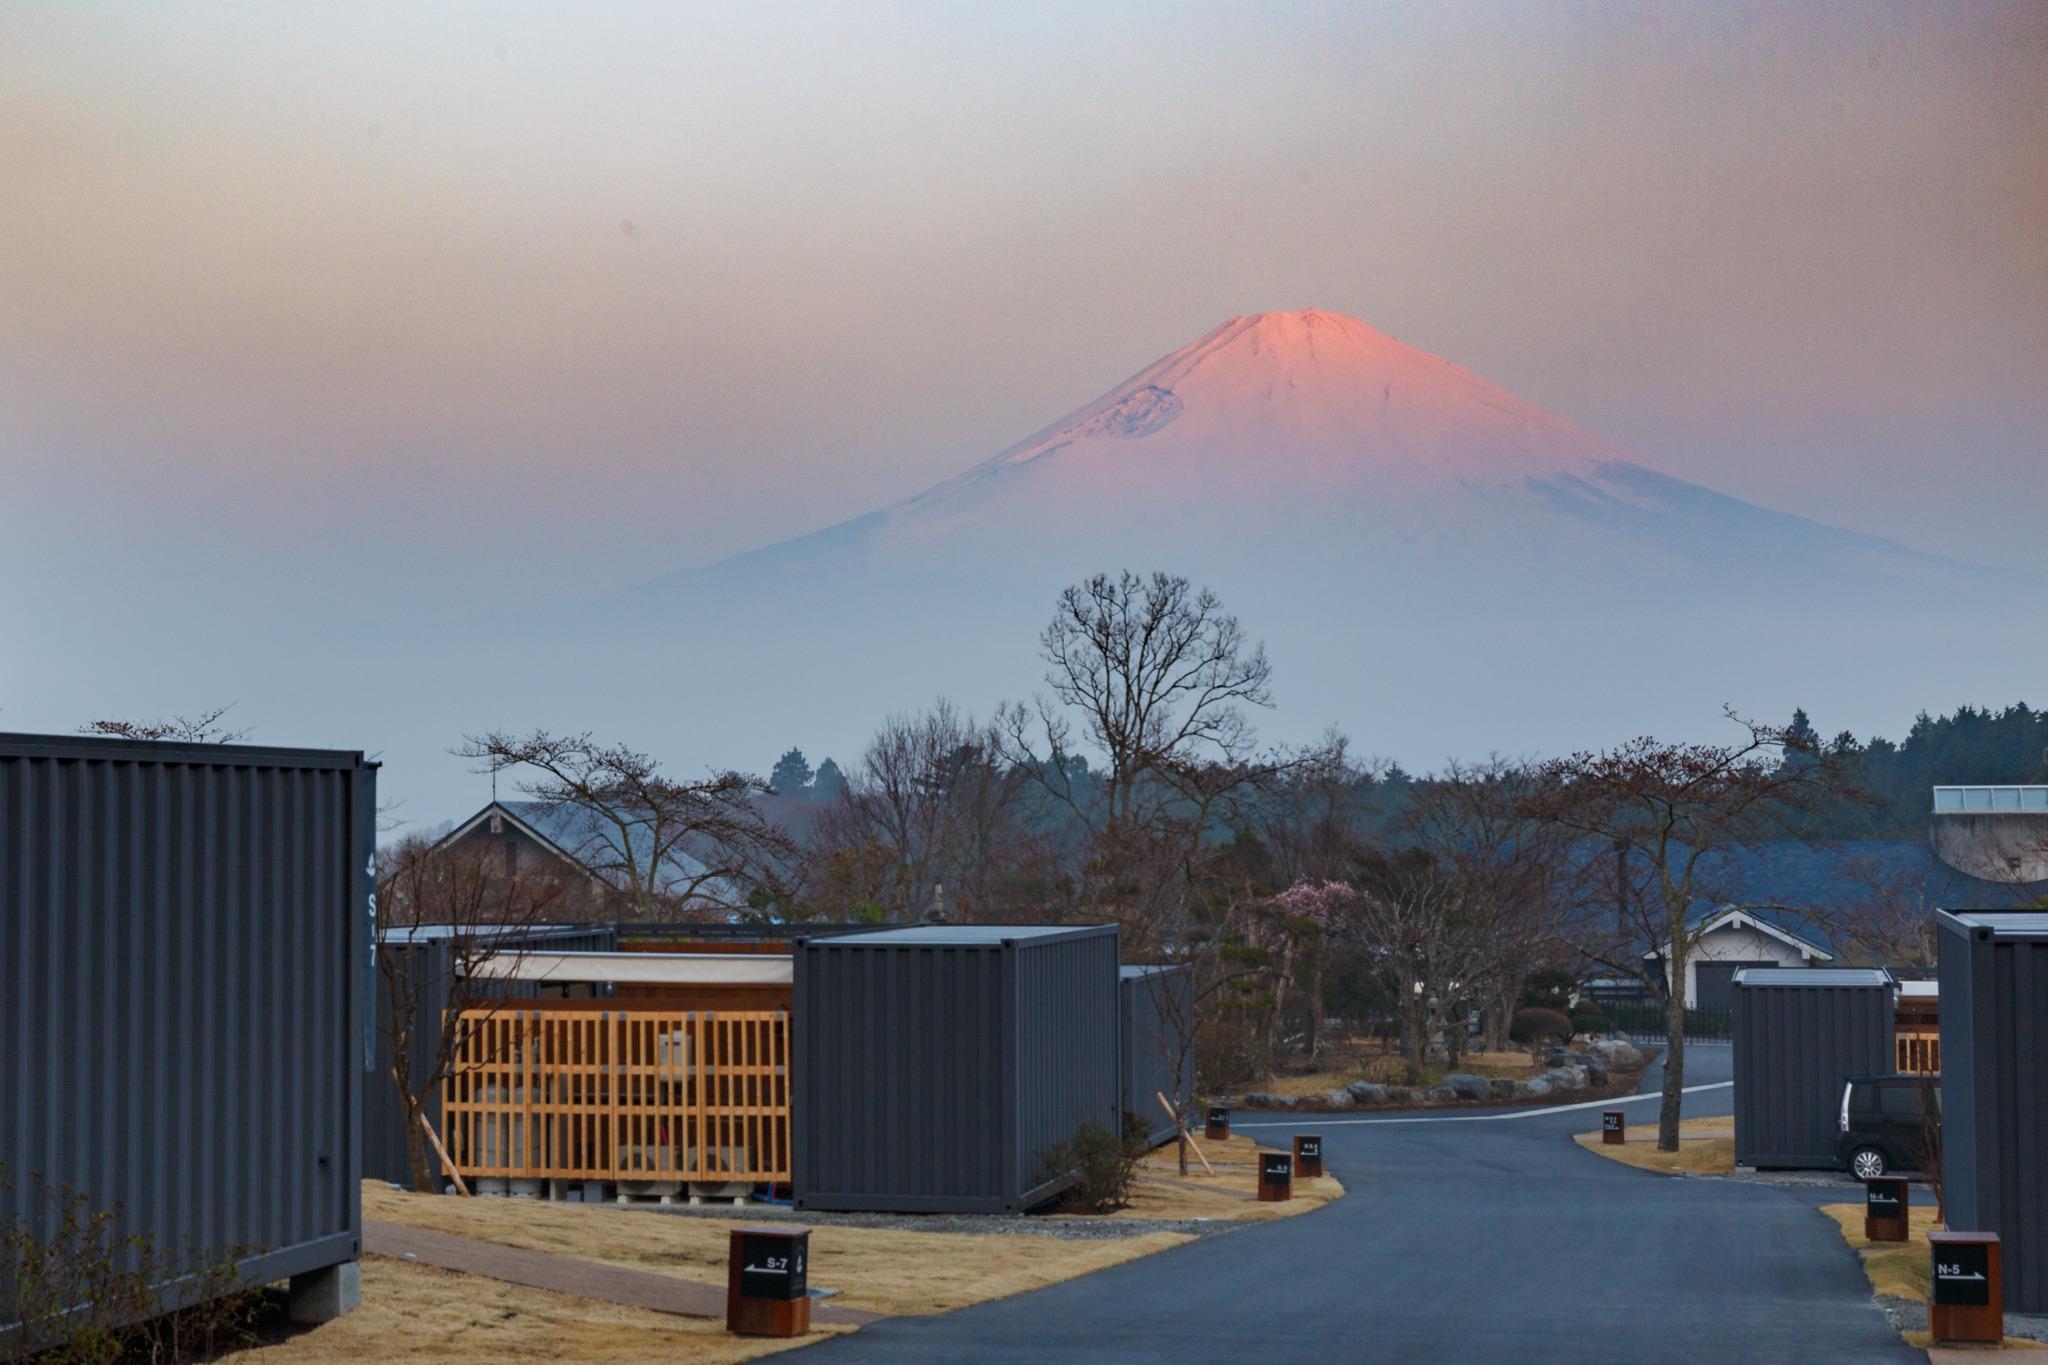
1257, 1151, 1293, 1203
1157, 1093, 1216, 1177
1863, 1176, 1908, 1243
1601, 1111, 1625, 1145
1292, 1134, 1323, 1179
1929, 1231, 2002, 1345
727, 1225, 812, 1337
419, 1114, 470, 1196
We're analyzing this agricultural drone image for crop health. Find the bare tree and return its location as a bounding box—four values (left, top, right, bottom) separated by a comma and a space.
376, 832, 569, 1192
1341, 854, 1506, 1083
457, 731, 794, 921
998, 571, 1283, 954
1397, 758, 1579, 1054
1524, 709, 1860, 1152
811, 700, 1044, 922
78, 704, 250, 743
1255, 730, 1384, 886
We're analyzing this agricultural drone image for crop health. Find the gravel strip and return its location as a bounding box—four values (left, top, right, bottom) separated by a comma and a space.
1877, 1295, 2048, 1345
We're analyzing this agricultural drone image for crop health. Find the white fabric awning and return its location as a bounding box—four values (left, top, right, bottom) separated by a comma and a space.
466, 951, 792, 986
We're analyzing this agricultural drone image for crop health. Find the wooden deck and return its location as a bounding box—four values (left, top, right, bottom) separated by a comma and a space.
440, 1007, 791, 1184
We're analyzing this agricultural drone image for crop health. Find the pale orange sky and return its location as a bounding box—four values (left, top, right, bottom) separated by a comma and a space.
1, 2, 2043, 805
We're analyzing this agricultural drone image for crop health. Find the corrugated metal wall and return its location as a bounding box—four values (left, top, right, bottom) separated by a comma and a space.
792, 926, 1119, 1214
1, 733, 375, 1308
1120, 965, 1193, 1147
1937, 912, 2048, 1313
366, 924, 617, 1186
1011, 932, 1121, 1206
1732, 973, 1896, 1168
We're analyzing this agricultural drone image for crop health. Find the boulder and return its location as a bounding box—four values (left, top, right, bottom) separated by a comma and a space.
1243, 1091, 1294, 1110
1321, 1089, 1357, 1110
1518, 1076, 1555, 1098
1427, 1086, 1458, 1103
1439, 1073, 1493, 1102
1582, 1058, 1609, 1087
1543, 1065, 1590, 1091
1346, 1081, 1390, 1105
1585, 1038, 1644, 1068
1488, 1077, 1521, 1100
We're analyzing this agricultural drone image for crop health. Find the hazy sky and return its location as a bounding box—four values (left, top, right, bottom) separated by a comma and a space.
2, 3, 2044, 794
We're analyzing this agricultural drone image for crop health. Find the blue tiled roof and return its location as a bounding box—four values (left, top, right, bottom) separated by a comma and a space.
496, 800, 715, 897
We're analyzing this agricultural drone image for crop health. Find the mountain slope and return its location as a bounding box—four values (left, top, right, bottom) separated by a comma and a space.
688, 308, 1932, 589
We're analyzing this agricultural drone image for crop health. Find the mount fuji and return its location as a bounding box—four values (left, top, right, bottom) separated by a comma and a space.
594, 308, 2017, 769
681, 308, 1933, 590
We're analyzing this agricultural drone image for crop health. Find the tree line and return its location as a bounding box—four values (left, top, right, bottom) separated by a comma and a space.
93, 573, 2040, 1163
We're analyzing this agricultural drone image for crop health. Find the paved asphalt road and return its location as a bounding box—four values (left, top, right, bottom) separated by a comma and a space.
794, 1044, 1915, 1363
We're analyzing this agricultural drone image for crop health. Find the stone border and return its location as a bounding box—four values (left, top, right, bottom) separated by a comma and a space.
1224, 1039, 1651, 1114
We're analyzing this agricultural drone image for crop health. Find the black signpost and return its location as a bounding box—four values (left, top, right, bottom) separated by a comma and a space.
1929, 1231, 2002, 1345
1863, 1176, 1908, 1242
1292, 1134, 1323, 1178
1601, 1111, 1624, 1146
1205, 1105, 1231, 1141
727, 1226, 812, 1337
1258, 1151, 1293, 1203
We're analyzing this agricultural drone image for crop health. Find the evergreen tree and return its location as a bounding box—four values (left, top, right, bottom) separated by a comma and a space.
770, 747, 814, 796
1781, 708, 1821, 767
812, 756, 847, 802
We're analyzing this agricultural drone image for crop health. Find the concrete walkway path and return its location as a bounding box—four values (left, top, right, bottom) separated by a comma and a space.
364, 1219, 883, 1325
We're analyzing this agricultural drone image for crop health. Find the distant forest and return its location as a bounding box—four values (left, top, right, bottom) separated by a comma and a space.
1786, 702, 2048, 837
771, 700, 2048, 845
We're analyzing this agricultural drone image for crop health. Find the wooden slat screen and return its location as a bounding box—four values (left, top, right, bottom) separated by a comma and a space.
1897, 1029, 1941, 1075
440, 1009, 791, 1183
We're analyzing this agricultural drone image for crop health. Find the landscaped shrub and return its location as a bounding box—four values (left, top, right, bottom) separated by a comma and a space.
1520, 969, 1576, 1013
1569, 1002, 1608, 1037
0, 1168, 266, 1363
1039, 1118, 1150, 1214
1508, 1006, 1573, 1048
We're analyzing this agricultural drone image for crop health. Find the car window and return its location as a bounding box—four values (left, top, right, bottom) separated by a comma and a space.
1879, 1086, 1924, 1119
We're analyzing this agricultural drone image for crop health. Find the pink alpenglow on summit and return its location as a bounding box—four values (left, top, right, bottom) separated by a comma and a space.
688, 306, 1915, 577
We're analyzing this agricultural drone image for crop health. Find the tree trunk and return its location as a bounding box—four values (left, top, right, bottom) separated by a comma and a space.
1658, 947, 1687, 1152
1401, 986, 1427, 1085
1306, 964, 1325, 1064
404, 1094, 435, 1193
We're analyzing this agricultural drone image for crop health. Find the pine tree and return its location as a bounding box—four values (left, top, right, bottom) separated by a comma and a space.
812, 757, 847, 802
1783, 708, 1821, 761
770, 747, 814, 796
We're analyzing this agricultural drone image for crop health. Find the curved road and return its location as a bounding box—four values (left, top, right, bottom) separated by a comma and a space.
794, 1045, 1912, 1363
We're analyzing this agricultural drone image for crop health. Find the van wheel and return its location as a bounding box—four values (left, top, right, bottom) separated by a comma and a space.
1850, 1147, 1887, 1180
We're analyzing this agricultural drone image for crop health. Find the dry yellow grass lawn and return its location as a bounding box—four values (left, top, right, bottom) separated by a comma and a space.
1572, 1115, 1734, 1175
1821, 1201, 1940, 1301
1259, 1048, 1537, 1097
224, 1256, 852, 1362
1097, 1132, 1344, 1222
1821, 1204, 2048, 1352
362, 1183, 1189, 1318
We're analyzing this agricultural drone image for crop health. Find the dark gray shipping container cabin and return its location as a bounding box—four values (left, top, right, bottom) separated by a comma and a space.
792, 924, 1121, 1213
1731, 967, 1897, 1169
1, 733, 376, 1334
368, 922, 618, 1186
1120, 964, 1194, 1147
1937, 911, 2048, 1312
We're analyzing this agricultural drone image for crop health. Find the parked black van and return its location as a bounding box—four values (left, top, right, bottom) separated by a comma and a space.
1836, 1074, 1939, 1178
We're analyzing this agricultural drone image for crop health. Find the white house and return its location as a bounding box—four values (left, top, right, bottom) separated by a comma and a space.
1645, 906, 1836, 1010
